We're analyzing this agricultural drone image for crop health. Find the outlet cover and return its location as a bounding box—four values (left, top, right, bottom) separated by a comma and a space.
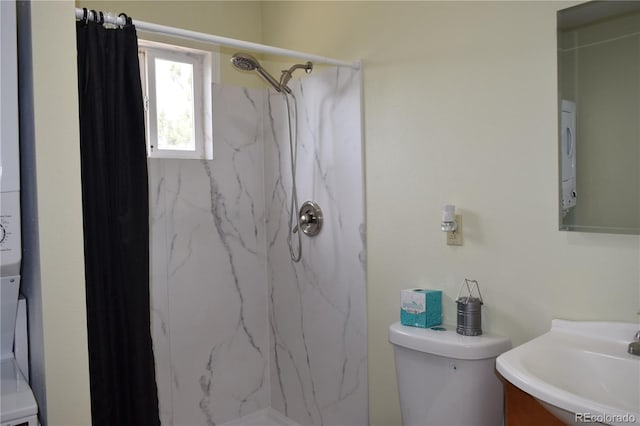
446, 215, 463, 246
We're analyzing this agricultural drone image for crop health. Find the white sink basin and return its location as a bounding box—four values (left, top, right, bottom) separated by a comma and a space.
496, 320, 640, 426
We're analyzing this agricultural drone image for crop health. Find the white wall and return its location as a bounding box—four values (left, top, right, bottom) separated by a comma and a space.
261, 2, 640, 424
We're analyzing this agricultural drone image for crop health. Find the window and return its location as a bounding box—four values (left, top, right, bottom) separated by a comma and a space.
138, 41, 215, 159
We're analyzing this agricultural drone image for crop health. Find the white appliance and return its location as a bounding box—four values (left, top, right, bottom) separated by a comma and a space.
1, 1, 39, 425
561, 99, 577, 216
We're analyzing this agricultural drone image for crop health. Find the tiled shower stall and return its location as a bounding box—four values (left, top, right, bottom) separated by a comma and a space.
148, 67, 366, 426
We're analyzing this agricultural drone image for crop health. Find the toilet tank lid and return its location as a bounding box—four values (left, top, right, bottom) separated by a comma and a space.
389, 322, 512, 360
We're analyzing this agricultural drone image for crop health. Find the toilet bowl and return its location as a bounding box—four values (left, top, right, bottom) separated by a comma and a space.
389, 322, 511, 426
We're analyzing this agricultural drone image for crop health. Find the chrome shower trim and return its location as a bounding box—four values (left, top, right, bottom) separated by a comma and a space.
231, 52, 313, 94
231, 52, 315, 262
230, 52, 283, 93
280, 62, 313, 94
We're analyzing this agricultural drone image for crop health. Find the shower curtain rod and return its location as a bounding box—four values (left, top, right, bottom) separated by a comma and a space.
74, 8, 360, 70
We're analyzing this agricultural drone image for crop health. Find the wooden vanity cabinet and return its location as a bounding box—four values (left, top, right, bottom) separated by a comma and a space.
504, 380, 566, 426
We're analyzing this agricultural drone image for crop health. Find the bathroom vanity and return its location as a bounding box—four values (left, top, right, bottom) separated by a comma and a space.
503, 380, 565, 426
497, 320, 640, 426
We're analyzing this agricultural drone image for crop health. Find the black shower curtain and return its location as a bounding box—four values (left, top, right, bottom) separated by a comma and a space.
76, 16, 160, 426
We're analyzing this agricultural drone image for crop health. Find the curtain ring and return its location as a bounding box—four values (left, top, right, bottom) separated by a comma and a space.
82, 8, 88, 24
118, 13, 127, 27
90, 10, 98, 23
118, 13, 131, 26
99, 11, 104, 25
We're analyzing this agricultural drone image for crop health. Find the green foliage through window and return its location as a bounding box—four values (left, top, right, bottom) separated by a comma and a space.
155, 59, 195, 151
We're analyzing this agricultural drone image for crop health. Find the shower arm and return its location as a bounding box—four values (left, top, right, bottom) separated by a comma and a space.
257, 67, 284, 93
280, 62, 313, 94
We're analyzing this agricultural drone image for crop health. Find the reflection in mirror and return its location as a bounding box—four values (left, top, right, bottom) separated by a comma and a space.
558, 1, 640, 234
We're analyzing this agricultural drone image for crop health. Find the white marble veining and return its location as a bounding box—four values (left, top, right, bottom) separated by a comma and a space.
149, 84, 269, 425
148, 159, 173, 425
264, 68, 367, 426
149, 68, 366, 426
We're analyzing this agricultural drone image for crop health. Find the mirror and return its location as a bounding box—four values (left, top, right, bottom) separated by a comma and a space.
557, 1, 640, 235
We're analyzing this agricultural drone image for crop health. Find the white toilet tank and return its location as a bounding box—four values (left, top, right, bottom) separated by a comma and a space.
389, 322, 511, 426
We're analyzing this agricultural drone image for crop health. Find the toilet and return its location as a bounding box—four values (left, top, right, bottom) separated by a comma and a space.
389, 322, 511, 426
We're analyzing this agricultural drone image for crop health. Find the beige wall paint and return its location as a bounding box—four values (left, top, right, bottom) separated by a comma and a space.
261, 2, 640, 425
29, 2, 91, 424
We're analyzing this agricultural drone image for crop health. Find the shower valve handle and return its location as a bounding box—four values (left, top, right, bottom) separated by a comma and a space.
293, 213, 313, 233
292, 201, 323, 237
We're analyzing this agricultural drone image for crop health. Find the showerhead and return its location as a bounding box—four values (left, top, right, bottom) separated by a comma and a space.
230, 52, 259, 72
231, 52, 283, 92
231, 52, 314, 94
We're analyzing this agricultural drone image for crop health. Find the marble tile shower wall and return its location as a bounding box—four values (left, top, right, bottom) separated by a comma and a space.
264, 68, 367, 426
148, 68, 366, 426
149, 84, 269, 425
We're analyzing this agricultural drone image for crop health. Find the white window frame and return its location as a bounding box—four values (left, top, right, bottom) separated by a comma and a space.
138, 40, 215, 159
